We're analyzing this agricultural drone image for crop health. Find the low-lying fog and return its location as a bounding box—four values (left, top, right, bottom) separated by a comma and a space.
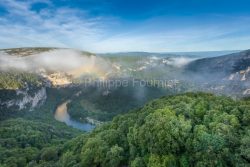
0, 49, 196, 79
0, 49, 113, 78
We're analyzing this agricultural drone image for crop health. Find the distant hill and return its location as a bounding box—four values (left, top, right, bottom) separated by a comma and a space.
98, 50, 241, 58
185, 49, 250, 75
98, 52, 178, 58
171, 50, 241, 58
0, 47, 94, 57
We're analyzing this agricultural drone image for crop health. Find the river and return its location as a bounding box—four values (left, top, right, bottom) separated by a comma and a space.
54, 100, 95, 132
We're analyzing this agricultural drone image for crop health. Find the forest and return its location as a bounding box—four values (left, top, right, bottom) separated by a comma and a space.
1, 0, 250, 166
0, 92, 249, 167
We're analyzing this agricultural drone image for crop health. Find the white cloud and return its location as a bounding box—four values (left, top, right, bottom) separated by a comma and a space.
0, 0, 105, 51
0, 0, 250, 52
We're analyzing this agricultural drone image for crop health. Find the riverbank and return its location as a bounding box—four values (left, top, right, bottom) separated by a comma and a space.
54, 100, 95, 131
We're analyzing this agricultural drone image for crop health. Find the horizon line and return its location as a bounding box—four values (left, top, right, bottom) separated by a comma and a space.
0, 46, 246, 54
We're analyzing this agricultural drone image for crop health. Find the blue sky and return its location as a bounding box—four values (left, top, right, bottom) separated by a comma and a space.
0, 0, 250, 52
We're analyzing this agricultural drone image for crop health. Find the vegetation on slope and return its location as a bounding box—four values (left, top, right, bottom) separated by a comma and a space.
0, 118, 81, 167
0, 71, 42, 89
185, 49, 250, 74
0, 85, 85, 167
2, 93, 248, 166
58, 92, 250, 167
1, 47, 55, 57
67, 82, 191, 122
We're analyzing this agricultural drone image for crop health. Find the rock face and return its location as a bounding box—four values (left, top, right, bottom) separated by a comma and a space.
41, 72, 73, 87
228, 67, 250, 81
1, 87, 47, 111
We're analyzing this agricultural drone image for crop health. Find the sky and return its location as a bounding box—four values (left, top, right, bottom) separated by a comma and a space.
0, 0, 250, 53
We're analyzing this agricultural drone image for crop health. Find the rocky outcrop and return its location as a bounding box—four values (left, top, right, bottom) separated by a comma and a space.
2, 87, 47, 110
227, 67, 250, 81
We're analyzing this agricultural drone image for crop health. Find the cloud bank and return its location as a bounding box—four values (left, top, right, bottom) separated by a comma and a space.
0, 49, 113, 78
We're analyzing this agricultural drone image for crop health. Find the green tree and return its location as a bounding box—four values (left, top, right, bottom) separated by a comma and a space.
104, 145, 124, 167
40, 147, 58, 161
60, 151, 78, 167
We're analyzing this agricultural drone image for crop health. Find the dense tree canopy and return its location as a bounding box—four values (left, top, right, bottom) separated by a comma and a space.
0, 93, 250, 166
0, 118, 81, 167
60, 92, 250, 166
